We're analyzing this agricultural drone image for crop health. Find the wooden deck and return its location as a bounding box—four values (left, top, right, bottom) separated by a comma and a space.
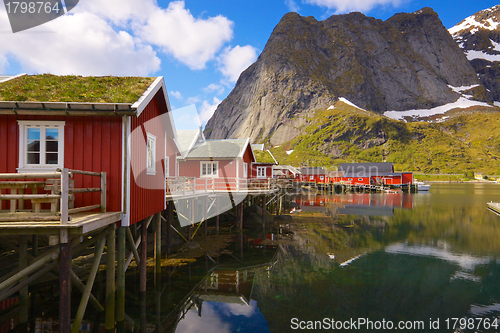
0, 212, 121, 235
166, 177, 280, 201
487, 202, 500, 215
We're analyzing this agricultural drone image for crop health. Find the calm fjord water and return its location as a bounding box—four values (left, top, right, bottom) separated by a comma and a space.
175, 183, 500, 332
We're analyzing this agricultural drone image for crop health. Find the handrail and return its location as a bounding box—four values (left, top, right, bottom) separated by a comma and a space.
0, 168, 107, 222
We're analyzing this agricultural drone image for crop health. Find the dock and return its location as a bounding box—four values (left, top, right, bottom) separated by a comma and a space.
487, 202, 500, 215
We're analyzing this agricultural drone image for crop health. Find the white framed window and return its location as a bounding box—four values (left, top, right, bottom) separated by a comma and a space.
201, 161, 218, 177
17, 121, 65, 172
257, 166, 266, 178
147, 133, 156, 175
309, 175, 314, 180
358, 178, 363, 181
320, 176, 324, 180
244, 163, 248, 178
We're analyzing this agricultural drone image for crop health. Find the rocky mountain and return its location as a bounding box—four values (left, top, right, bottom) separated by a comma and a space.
205, 8, 486, 146
449, 5, 500, 103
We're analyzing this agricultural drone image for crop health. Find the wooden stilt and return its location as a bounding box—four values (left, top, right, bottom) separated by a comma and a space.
140, 219, 147, 293
105, 226, 116, 332
154, 212, 161, 279
59, 240, 72, 333
116, 226, 126, 330
32, 235, 38, 257
262, 195, 266, 240
204, 196, 208, 237
167, 203, 172, 255
19, 235, 28, 324
71, 237, 106, 333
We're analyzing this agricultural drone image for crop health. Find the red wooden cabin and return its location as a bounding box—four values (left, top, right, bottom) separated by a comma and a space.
296, 167, 328, 183
251, 149, 277, 180
336, 163, 413, 186
0, 74, 179, 226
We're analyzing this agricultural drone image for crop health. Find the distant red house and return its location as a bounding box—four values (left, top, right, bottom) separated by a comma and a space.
251, 148, 277, 180
336, 163, 413, 186
0, 74, 179, 226
296, 167, 328, 183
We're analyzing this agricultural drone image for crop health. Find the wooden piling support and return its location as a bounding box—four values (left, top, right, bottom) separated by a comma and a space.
155, 212, 162, 278
116, 226, 126, 330
166, 203, 172, 255
105, 226, 116, 332
71, 237, 106, 333
19, 235, 28, 324
59, 240, 72, 333
140, 219, 147, 293
204, 196, 208, 237
262, 195, 266, 240
32, 235, 38, 257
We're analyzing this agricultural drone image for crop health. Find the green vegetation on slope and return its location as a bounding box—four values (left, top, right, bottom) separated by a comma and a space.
0, 74, 156, 103
270, 101, 500, 174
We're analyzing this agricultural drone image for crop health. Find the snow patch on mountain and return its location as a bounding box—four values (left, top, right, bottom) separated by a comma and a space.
384, 97, 492, 121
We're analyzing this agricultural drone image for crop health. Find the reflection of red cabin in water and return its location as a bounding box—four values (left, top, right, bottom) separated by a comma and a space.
294, 193, 413, 209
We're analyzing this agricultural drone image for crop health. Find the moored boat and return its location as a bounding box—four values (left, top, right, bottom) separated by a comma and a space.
415, 180, 431, 191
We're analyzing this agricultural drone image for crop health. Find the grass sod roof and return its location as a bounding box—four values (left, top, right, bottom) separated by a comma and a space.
0, 74, 156, 103
254, 150, 277, 164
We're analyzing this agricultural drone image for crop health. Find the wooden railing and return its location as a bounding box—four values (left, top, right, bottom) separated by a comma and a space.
0, 168, 106, 223
166, 177, 277, 195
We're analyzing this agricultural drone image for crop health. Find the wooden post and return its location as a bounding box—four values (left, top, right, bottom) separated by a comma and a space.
19, 235, 28, 324
204, 196, 208, 237
116, 226, 126, 330
262, 195, 266, 240
101, 171, 107, 213
140, 219, 147, 293
10, 188, 16, 213
71, 237, 106, 333
166, 203, 172, 255
59, 240, 71, 333
105, 226, 116, 332
32, 235, 38, 257
154, 212, 161, 278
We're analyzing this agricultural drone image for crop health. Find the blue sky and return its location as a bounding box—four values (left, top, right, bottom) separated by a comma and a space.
0, 0, 498, 129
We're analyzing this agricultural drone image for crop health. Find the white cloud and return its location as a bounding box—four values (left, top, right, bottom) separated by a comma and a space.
0, 0, 236, 75
218, 45, 258, 83
136, 1, 234, 70
187, 96, 201, 105
304, 0, 404, 13
199, 97, 222, 123
204, 83, 225, 95
170, 91, 183, 100
285, 0, 301, 12
0, 11, 160, 75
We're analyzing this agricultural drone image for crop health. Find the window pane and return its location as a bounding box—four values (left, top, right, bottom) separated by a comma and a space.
212, 163, 217, 175
202, 163, 207, 175
46, 141, 58, 152
27, 153, 40, 164
46, 128, 58, 140
46, 153, 58, 164
27, 128, 40, 140
27, 140, 40, 152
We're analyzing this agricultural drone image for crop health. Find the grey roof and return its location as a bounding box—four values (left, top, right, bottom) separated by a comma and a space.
338, 163, 394, 174
176, 130, 199, 155
185, 139, 249, 159
300, 167, 327, 175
